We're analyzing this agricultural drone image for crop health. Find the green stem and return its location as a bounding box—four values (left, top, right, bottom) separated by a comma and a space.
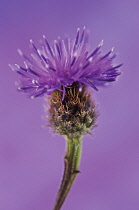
53, 135, 82, 210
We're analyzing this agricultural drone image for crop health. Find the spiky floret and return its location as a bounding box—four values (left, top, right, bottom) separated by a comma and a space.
9, 27, 122, 99
48, 82, 97, 138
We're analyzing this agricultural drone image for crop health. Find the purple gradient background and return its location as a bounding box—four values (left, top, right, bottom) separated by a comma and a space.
1, 0, 139, 209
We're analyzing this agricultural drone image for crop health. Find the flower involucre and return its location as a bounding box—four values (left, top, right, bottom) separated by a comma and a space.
10, 27, 122, 99
49, 82, 97, 138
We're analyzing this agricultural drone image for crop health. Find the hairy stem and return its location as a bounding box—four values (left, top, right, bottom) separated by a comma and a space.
53, 135, 82, 210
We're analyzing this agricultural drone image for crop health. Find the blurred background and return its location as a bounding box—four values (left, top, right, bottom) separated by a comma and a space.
0, 0, 139, 209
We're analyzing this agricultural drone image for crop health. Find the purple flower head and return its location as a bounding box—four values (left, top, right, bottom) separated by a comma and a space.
10, 27, 122, 99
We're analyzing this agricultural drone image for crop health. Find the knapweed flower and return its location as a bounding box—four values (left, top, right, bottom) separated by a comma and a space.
10, 27, 122, 210
9, 27, 121, 100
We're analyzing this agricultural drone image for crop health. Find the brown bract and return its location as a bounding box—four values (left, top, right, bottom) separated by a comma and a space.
48, 82, 97, 138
